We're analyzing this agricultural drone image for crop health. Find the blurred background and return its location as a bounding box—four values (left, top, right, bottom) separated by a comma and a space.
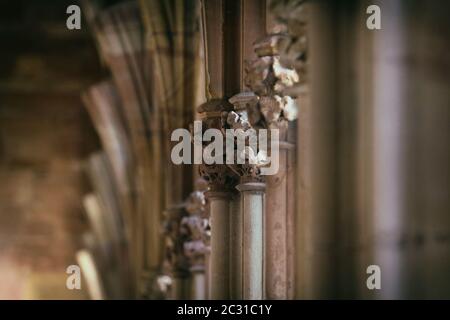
0, 0, 101, 299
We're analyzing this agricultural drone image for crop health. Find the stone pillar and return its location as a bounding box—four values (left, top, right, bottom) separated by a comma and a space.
225, 92, 268, 299
222, 91, 270, 299
236, 179, 266, 300
265, 137, 296, 299
191, 271, 206, 300
182, 186, 209, 300
229, 192, 243, 299
206, 188, 232, 299
268, 0, 309, 299
229, 29, 300, 299
197, 99, 237, 299
285, 131, 297, 299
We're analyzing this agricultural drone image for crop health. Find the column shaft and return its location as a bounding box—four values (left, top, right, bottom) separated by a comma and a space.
237, 182, 265, 300
230, 193, 243, 299
191, 271, 206, 300
265, 147, 287, 299
208, 192, 231, 299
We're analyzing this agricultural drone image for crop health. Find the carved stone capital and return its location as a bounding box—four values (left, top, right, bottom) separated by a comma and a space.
228, 163, 265, 184
183, 239, 209, 273
237, 31, 302, 133
268, 0, 308, 96
245, 56, 299, 97
244, 56, 276, 96
185, 190, 207, 218
199, 164, 238, 192
162, 206, 190, 278
196, 99, 239, 193
259, 96, 297, 130
227, 92, 261, 129
163, 186, 211, 276
181, 188, 210, 272
181, 215, 210, 271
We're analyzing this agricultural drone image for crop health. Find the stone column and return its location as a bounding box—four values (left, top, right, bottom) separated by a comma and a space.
236, 178, 266, 300
225, 92, 267, 299
230, 29, 300, 299
268, 0, 308, 298
265, 137, 296, 299
182, 186, 209, 300
191, 271, 206, 300
205, 187, 232, 299
229, 192, 242, 299
197, 99, 237, 299
223, 91, 270, 299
